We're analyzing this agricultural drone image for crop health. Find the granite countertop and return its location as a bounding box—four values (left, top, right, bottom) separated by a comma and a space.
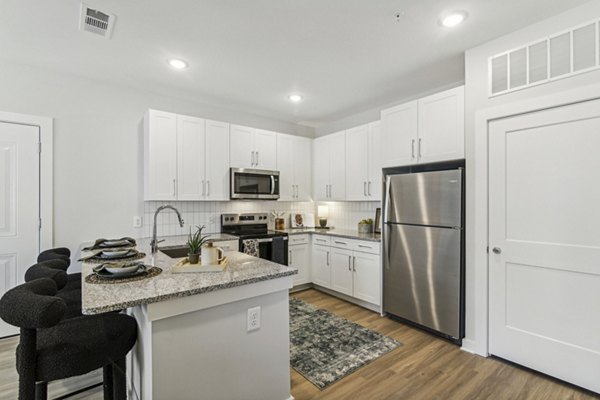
275, 228, 381, 242
81, 235, 297, 315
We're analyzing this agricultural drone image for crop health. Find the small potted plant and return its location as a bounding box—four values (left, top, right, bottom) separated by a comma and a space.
187, 225, 210, 264
358, 218, 374, 234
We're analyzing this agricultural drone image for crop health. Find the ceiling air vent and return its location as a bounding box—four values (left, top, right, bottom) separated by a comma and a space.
79, 3, 116, 39
489, 18, 600, 97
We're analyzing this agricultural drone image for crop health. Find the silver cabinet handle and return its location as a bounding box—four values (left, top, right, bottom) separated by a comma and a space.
353, 256, 356, 271
492, 247, 502, 254
411, 139, 415, 158
364, 181, 367, 196
256, 151, 259, 166
202, 180, 206, 196
418, 138, 422, 158
207, 180, 210, 197
358, 244, 372, 249
289, 250, 293, 264
296, 185, 299, 198
326, 251, 329, 266
348, 255, 351, 271
173, 178, 177, 196
368, 181, 372, 196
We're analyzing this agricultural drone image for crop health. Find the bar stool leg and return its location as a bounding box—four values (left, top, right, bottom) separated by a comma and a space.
112, 358, 127, 400
34, 381, 47, 400
103, 364, 114, 400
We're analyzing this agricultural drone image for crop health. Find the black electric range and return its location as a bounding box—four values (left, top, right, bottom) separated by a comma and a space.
221, 213, 288, 265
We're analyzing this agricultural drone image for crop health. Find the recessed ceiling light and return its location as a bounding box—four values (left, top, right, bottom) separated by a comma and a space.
168, 58, 188, 70
289, 94, 303, 103
441, 11, 467, 28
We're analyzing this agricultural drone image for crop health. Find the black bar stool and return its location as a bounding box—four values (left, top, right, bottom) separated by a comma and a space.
0, 278, 137, 400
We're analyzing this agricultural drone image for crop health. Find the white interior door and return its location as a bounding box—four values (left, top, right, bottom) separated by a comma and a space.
0, 122, 40, 337
489, 99, 600, 394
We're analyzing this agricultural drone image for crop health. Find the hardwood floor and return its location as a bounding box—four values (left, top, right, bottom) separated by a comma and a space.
0, 288, 598, 399
290, 289, 600, 400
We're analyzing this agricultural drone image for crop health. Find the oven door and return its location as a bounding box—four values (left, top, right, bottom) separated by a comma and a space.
241, 237, 288, 265
230, 168, 280, 200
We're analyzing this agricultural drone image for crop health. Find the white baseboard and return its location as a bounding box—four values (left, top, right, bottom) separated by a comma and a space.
461, 338, 487, 357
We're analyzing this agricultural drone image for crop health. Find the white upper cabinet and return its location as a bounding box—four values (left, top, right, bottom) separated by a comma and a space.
313, 131, 346, 201
230, 125, 277, 170
144, 110, 177, 201
381, 101, 418, 168
144, 110, 230, 201
254, 129, 277, 170
381, 86, 464, 167
176, 115, 206, 200
345, 122, 382, 201
277, 133, 312, 201
417, 86, 465, 163
368, 121, 382, 201
204, 120, 230, 201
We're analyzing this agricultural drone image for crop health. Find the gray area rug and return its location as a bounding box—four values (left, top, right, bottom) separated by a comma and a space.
289, 297, 401, 390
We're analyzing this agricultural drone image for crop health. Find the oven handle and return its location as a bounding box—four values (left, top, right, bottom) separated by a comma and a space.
256, 237, 288, 243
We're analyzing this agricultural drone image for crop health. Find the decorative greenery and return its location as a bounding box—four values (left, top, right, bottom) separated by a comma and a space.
187, 225, 210, 254
359, 218, 373, 225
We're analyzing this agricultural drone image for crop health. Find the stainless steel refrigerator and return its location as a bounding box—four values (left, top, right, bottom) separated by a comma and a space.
383, 165, 464, 343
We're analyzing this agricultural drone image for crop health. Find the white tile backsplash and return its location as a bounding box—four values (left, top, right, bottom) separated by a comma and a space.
141, 200, 381, 238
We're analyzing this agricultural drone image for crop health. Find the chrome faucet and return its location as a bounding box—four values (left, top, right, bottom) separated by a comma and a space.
151, 205, 185, 254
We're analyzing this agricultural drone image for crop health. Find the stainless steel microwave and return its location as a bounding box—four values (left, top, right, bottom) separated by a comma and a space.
230, 168, 280, 200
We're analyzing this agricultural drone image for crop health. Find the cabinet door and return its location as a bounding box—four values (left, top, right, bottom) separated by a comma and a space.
328, 131, 346, 200
176, 115, 205, 200
417, 86, 464, 164
311, 245, 331, 288
353, 251, 381, 306
312, 137, 330, 201
294, 137, 312, 201
331, 248, 353, 296
290, 244, 310, 286
277, 133, 295, 201
381, 101, 418, 168
368, 121, 382, 201
230, 125, 254, 168
145, 110, 177, 200
345, 125, 369, 201
205, 120, 230, 200
254, 129, 277, 170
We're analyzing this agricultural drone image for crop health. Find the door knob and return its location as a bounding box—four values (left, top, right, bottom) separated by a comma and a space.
492, 247, 502, 254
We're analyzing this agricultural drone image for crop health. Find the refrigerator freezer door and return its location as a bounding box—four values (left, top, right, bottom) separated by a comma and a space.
385, 169, 462, 228
383, 223, 461, 339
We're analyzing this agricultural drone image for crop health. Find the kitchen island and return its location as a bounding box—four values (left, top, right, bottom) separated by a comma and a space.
81, 236, 297, 400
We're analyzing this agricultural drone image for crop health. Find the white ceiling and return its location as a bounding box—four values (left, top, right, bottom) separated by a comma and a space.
0, 0, 590, 126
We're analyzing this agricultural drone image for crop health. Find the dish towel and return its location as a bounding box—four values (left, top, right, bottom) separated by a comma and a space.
243, 239, 260, 257
272, 236, 286, 265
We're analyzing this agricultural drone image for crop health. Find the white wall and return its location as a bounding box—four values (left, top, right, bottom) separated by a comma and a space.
463, 0, 600, 354
0, 61, 314, 253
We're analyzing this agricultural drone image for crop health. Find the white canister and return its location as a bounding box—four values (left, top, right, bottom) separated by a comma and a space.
201, 242, 225, 266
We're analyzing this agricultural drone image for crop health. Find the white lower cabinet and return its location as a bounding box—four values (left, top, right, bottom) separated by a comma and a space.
311, 241, 331, 288
352, 252, 380, 305
289, 235, 310, 286
310, 235, 381, 307
331, 248, 354, 296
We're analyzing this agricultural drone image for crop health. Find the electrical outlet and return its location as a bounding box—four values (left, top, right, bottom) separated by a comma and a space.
247, 306, 261, 332
133, 216, 142, 228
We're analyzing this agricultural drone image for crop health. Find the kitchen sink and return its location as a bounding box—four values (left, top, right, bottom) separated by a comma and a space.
159, 246, 189, 258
